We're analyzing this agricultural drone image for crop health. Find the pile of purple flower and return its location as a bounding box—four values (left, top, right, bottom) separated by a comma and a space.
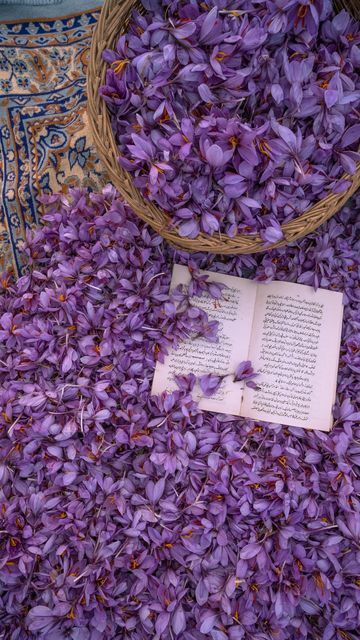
100, 0, 360, 241
0, 183, 359, 640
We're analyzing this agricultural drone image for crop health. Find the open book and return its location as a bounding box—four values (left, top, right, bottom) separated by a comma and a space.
151, 265, 344, 432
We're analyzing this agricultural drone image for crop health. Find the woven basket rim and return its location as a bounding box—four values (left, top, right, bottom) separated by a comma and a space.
87, 0, 360, 255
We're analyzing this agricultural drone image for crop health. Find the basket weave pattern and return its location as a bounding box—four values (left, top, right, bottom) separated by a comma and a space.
88, 0, 360, 255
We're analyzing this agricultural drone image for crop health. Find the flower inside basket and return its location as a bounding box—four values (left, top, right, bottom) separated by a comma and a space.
88, 0, 360, 253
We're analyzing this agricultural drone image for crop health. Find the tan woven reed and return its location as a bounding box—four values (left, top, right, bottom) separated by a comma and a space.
88, 0, 360, 254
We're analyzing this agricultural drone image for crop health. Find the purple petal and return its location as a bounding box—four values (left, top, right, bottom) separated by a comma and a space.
271, 83, 284, 104
205, 144, 224, 167
200, 7, 218, 41
341, 124, 360, 148
325, 89, 339, 109
178, 219, 200, 238
260, 225, 284, 244
198, 83, 217, 104
239, 543, 261, 559
171, 23, 196, 40
200, 612, 218, 634
172, 605, 186, 635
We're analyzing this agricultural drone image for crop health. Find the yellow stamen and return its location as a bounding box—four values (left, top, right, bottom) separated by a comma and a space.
278, 456, 287, 468
259, 139, 272, 158
59, 293, 66, 302
111, 59, 129, 75
215, 51, 228, 62
290, 50, 307, 59
67, 608, 76, 620
250, 583, 259, 592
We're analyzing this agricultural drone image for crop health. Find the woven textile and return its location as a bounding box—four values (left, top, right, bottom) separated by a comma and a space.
0, 7, 104, 275
0, 1, 61, 6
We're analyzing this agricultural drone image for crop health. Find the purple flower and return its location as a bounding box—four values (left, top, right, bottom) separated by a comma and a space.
234, 360, 259, 389
199, 373, 223, 396
187, 261, 228, 299
260, 222, 284, 245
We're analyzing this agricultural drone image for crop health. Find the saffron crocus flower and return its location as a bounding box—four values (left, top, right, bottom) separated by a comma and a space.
285, 0, 332, 37
199, 373, 223, 396
234, 360, 259, 389
187, 260, 227, 299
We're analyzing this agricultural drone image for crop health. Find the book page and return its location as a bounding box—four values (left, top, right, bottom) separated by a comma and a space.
151, 264, 257, 414
241, 281, 343, 431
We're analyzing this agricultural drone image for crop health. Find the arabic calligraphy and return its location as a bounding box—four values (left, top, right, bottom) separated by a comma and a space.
251, 294, 324, 421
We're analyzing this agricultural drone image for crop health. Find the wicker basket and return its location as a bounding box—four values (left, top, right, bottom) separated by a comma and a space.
87, 0, 360, 254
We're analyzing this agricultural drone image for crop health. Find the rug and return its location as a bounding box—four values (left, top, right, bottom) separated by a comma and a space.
0, 1, 61, 6
0, 5, 104, 276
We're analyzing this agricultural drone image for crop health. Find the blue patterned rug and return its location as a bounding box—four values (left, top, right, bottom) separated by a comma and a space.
0, 5, 105, 275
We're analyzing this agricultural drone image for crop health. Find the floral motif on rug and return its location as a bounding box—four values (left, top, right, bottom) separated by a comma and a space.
0, 8, 105, 275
